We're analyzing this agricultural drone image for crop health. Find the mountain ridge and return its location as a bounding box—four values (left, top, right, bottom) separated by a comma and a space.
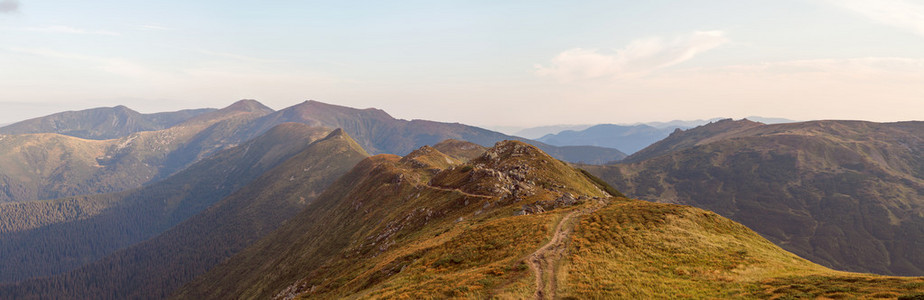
175, 140, 924, 299
231, 99, 627, 163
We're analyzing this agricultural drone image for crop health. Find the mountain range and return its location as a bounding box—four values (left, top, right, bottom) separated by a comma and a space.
532, 117, 798, 155
0, 100, 623, 204
0, 106, 216, 140
0, 101, 920, 299
0, 100, 274, 203
537, 124, 680, 154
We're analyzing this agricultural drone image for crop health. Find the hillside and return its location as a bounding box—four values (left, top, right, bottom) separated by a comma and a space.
537, 123, 680, 154
0, 105, 215, 140
0, 123, 331, 283
583, 120, 924, 275
236, 100, 627, 164
175, 141, 924, 299
0, 128, 369, 299
0, 100, 273, 203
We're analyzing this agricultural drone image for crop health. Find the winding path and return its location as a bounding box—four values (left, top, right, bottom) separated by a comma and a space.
526, 199, 607, 300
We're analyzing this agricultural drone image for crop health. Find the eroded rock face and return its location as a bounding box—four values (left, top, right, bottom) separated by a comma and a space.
513, 193, 604, 216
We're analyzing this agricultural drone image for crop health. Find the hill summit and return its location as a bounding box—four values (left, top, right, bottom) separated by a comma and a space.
176, 140, 924, 299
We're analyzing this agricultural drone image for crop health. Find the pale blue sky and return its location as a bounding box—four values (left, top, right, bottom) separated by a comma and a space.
2, 0, 923, 127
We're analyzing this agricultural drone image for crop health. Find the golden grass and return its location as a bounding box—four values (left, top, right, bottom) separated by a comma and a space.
297, 211, 559, 299
558, 200, 924, 299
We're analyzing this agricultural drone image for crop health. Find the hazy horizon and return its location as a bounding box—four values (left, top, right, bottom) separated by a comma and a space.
3, 1, 924, 127
0, 99, 801, 136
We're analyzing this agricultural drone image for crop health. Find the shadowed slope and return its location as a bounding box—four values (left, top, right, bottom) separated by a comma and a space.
0, 128, 369, 299
0, 123, 330, 283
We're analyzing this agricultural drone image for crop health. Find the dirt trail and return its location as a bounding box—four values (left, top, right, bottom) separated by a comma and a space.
526, 200, 607, 300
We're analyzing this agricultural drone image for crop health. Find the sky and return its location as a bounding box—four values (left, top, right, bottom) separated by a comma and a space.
2, 0, 924, 129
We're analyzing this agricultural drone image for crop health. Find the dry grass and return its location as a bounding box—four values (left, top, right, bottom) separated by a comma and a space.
558, 200, 924, 299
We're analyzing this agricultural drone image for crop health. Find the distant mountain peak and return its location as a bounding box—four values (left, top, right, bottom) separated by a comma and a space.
111, 105, 134, 112
224, 99, 274, 113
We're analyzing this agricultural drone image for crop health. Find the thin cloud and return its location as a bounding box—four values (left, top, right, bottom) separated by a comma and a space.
139, 24, 171, 31
198, 49, 284, 63
535, 31, 729, 82
24, 25, 120, 36
831, 0, 924, 37
8, 47, 156, 78
0, 0, 18, 13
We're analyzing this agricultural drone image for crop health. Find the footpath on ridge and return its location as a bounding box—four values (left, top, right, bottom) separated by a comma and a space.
526, 198, 609, 300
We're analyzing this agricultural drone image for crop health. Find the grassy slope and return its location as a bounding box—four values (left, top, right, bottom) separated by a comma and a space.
0, 123, 330, 283
0, 128, 369, 299
561, 200, 924, 299
583, 120, 924, 275
176, 140, 924, 299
